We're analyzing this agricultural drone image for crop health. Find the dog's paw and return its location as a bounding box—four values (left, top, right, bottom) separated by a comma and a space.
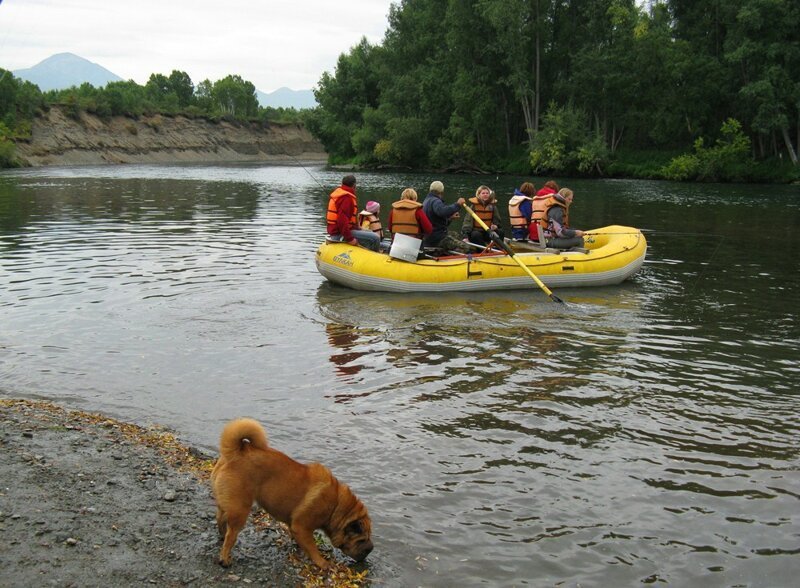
218, 557, 232, 568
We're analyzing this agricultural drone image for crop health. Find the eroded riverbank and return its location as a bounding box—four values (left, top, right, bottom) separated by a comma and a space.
12, 106, 327, 167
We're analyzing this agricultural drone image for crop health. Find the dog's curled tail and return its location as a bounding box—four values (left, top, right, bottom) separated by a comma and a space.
219, 418, 269, 459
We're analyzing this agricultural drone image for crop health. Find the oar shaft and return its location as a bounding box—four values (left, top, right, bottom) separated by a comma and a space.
461, 203, 564, 303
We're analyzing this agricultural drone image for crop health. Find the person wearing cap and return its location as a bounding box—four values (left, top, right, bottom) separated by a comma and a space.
461, 185, 504, 246
326, 174, 381, 251
357, 200, 384, 239
388, 188, 433, 240
421, 180, 467, 251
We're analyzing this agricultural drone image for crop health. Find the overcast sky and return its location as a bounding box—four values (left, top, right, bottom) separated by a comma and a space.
0, 0, 396, 92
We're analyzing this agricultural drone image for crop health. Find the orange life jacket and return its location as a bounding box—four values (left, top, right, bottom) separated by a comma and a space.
538, 196, 569, 230
358, 211, 383, 237
530, 192, 554, 226
326, 187, 357, 230
391, 200, 423, 237
467, 196, 496, 227
508, 195, 532, 228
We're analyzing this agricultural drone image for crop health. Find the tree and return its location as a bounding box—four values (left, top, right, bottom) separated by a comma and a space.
478, 0, 550, 146
311, 37, 383, 159
211, 75, 259, 119
724, 0, 799, 163
103, 80, 147, 116
168, 70, 194, 108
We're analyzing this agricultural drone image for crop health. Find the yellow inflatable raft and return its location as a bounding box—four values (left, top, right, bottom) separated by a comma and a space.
315, 225, 646, 292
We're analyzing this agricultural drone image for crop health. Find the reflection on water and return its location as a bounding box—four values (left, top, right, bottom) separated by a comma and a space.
1, 165, 799, 586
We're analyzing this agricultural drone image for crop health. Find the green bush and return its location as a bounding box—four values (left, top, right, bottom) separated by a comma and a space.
0, 123, 17, 167
529, 102, 608, 176
660, 150, 701, 181
661, 118, 753, 182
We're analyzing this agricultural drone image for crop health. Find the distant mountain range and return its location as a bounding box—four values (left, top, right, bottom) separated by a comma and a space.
256, 87, 317, 110
13, 53, 123, 91
11, 53, 317, 110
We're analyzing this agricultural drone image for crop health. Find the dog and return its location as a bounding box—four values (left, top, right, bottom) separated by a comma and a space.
210, 418, 373, 570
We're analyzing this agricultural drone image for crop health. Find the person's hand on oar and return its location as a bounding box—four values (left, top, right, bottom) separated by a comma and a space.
461, 203, 566, 305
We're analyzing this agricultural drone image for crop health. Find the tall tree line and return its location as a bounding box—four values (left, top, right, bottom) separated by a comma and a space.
305, 0, 799, 179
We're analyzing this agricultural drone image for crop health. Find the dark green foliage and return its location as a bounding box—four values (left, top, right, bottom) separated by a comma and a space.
0, 69, 46, 165
661, 118, 754, 182
305, 0, 798, 181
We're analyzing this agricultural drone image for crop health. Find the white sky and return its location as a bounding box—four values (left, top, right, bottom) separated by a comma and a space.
0, 0, 396, 92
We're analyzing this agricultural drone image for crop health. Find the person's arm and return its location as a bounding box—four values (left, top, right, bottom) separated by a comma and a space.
337, 198, 356, 243
520, 199, 532, 223
387, 209, 394, 234
461, 203, 475, 237
417, 209, 434, 235
491, 203, 502, 230
549, 207, 580, 238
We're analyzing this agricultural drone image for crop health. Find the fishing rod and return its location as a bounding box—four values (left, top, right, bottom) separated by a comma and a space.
286, 152, 329, 192
583, 229, 724, 238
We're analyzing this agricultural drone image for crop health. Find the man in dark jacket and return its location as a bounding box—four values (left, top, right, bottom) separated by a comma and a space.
421, 181, 467, 251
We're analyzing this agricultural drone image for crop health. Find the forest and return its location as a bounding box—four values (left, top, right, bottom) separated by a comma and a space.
305, 0, 799, 182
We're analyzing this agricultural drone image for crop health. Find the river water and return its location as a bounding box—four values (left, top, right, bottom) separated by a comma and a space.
1, 164, 798, 586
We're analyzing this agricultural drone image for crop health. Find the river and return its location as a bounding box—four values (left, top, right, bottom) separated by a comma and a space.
1, 164, 798, 586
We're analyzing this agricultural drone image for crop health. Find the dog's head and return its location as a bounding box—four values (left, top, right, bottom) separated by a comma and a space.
328, 485, 373, 562
339, 515, 373, 561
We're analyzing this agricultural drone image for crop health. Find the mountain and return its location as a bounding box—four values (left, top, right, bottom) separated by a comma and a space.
13, 53, 123, 91
256, 87, 317, 110
12, 52, 317, 109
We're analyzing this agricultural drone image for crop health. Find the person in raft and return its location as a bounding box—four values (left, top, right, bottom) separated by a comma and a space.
508, 181, 536, 241
357, 200, 384, 240
388, 188, 433, 240
461, 185, 504, 246
529, 179, 560, 242
540, 187, 585, 249
421, 180, 468, 252
326, 174, 380, 251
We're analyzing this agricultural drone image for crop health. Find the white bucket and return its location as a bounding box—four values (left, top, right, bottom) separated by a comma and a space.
389, 233, 422, 262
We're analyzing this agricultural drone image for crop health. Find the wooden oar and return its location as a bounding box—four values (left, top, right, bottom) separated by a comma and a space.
462, 204, 565, 304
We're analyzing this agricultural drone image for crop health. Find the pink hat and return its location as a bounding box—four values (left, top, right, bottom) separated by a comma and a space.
366, 201, 380, 214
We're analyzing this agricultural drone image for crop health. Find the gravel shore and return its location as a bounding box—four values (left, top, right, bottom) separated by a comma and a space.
0, 399, 368, 587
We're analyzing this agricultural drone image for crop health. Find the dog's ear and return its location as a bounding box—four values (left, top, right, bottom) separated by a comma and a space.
345, 520, 363, 535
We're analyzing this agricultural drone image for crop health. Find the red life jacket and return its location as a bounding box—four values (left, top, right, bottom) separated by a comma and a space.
536, 186, 557, 197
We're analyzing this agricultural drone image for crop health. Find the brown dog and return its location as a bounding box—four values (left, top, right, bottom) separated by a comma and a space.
211, 418, 373, 570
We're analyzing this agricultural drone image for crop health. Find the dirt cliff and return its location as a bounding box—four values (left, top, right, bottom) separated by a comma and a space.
14, 106, 327, 167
